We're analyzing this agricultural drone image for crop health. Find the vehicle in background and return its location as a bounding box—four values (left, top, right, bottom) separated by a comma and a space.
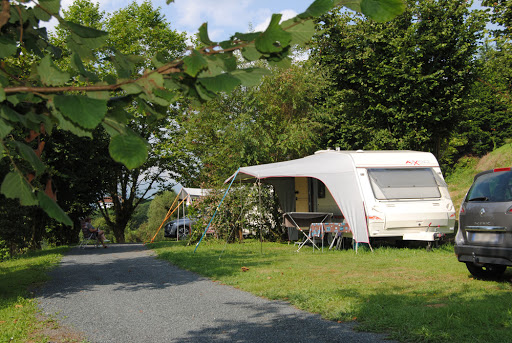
455, 167, 512, 279
164, 218, 195, 240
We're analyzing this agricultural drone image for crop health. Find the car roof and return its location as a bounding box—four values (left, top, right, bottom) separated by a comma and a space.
474, 168, 512, 181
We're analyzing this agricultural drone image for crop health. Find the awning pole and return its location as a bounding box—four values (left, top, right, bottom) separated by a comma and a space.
194, 168, 240, 253
258, 180, 262, 254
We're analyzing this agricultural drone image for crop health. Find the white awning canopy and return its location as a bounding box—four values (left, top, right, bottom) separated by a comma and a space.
226, 151, 370, 243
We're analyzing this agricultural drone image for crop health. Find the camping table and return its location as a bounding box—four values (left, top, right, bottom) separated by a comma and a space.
283, 212, 333, 252
309, 222, 351, 251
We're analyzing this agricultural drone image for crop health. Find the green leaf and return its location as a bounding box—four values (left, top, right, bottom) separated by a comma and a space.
201, 54, 237, 77
64, 21, 108, 38
102, 117, 127, 137
198, 23, 214, 45
153, 88, 179, 103
0, 105, 27, 126
25, 112, 51, 132
299, 0, 336, 19
33, 6, 51, 21
221, 54, 238, 72
164, 78, 180, 90
0, 118, 13, 138
231, 68, 271, 87
70, 53, 99, 82
37, 192, 73, 226
241, 46, 262, 62
111, 50, 139, 79
183, 50, 208, 77
0, 36, 17, 58
286, 20, 316, 46
134, 73, 168, 105
54, 95, 107, 129
0, 88, 5, 102
269, 56, 292, 69
198, 73, 241, 94
137, 73, 164, 95
341, 0, 362, 12
120, 83, 143, 95
38, 0, 61, 15
255, 14, 292, 54
13, 142, 45, 176
360, 0, 405, 22
1, 172, 37, 206
109, 131, 149, 169
195, 83, 215, 101
51, 110, 92, 138
0, 73, 8, 87
37, 55, 70, 86
65, 23, 108, 59
231, 32, 260, 42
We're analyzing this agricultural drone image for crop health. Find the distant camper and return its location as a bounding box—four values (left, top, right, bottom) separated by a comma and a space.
227, 150, 456, 246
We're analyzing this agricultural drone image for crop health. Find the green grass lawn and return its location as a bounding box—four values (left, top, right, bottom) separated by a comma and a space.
0, 247, 71, 343
150, 240, 512, 343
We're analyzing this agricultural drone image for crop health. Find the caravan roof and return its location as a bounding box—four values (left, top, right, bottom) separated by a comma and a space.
315, 150, 439, 168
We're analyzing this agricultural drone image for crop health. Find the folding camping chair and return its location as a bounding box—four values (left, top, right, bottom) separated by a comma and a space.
283, 212, 332, 252
79, 218, 100, 249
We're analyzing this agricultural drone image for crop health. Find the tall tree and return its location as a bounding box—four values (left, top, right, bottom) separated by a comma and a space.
457, 41, 512, 160
0, 0, 405, 242
482, 0, 512, 37
178, 63, 330, 185
311, 0, 486, 159
49, 0, 188, 243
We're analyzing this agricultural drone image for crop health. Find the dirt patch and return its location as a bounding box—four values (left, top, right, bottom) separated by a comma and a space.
28, 313, 87, 343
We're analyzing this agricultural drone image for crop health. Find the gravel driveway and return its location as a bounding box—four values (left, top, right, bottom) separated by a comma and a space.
37, 244, 395, 343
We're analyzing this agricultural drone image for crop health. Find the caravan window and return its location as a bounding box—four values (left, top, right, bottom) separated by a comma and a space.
368, 168, 441, 200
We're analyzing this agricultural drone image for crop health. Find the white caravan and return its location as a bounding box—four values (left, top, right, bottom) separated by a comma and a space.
228, 150, 456, 244
320, 150, 456, 242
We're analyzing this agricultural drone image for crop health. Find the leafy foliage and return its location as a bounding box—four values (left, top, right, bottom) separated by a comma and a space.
188, 184, 284, 244
457, 41, 512, 160
482, 0, 512, 38
0, 0, 405, 231
311, 0, 486, 161
178, 63, 331, 185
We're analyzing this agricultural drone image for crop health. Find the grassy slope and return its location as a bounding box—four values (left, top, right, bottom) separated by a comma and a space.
0, 247, 75, 343
446, 143, 512, 214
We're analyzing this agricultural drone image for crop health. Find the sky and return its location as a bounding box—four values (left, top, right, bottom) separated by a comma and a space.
56, 0, 318, 42
52, 0, 492, 43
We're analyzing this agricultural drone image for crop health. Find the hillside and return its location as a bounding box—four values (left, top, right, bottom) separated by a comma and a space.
446, 143, 512, 213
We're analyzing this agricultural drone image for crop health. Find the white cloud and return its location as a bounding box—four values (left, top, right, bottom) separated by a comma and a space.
168, 0, 273, 41
254, 9, 298, 32
41, 0, 304, 43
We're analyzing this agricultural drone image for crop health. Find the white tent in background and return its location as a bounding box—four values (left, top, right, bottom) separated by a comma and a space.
179, 187, 210, 205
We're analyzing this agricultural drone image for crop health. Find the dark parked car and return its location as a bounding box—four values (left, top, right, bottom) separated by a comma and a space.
454, 168, 512, 279
164, 218, 195, 240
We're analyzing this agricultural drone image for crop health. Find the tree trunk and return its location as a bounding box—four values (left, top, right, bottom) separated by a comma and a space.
29, 209, 46, 250
113, 225, 125, 243
112, 216, 131, 243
